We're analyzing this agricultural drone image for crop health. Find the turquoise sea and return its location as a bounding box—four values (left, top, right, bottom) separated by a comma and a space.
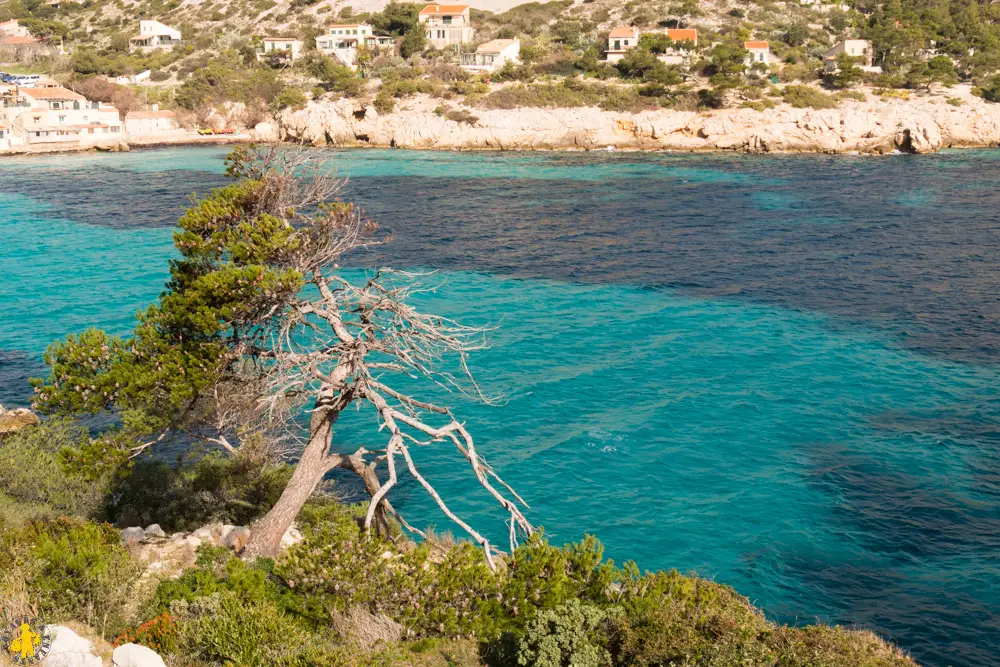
3, 146, 1000, 666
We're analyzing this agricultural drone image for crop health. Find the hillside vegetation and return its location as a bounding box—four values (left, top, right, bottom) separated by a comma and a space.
3, 0, 1000, 122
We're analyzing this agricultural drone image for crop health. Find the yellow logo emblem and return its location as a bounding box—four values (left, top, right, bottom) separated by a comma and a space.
2, 616, 51, 665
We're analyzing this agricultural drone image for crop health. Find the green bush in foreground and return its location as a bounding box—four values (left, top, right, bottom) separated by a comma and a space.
0, 517, 141, 639
0, 419, 107, 526
0, 498, 918, 667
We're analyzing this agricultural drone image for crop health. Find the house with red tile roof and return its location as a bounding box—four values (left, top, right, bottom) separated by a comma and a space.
666, 28, 698, 45
419, 5, 474, 49
745, 40, 771, 66
606, 26, 640, 63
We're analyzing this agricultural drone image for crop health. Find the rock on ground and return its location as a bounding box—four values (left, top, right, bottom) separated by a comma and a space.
113, 643, 167, 667
0, 404, 39, 435
143, 524, 166, 539
45, 625, 102, 667
121, 527, 145, 546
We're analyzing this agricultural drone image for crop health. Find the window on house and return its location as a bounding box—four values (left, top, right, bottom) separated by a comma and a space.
443, 15, 452, 24
73, 101, 80, 110
614, 40, 621, 50
58, 115, 65, 122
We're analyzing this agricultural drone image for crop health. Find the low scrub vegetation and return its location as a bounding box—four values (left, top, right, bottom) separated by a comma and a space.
0, 479, 918, 667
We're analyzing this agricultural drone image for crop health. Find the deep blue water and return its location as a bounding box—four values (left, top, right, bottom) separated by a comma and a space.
3, 146, 1000, 666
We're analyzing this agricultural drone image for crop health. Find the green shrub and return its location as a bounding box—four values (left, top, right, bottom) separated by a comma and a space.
274, 86, 308, 110
175, 592, 308, 666
837, 89, 867, 101
947, 97, 964, 106
446, 109, 479, 125
105, 451, 292, 532
741, 99, 776, 111
276, 504, 498, 637
374, 92, 396, 114
516, 599, 613, 667
609, 565, 775, 666
0, 419, 106, 525
978, 75, 1000, 102
781, 84, 840, 109
1, 518, 142, 639
155, 546, 293, 617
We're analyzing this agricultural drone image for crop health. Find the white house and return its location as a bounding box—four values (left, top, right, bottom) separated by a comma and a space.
259, 37, 304, 62
129, 20, 182, 51
0, 122, 9, 150
125, 108, 179, 135
0, 20, 31, 38
744, 41, 770, 67
2, 86, 122, 146
419, 4, 475, 49
315, 24, 394, 67
460, 38, 520, 72
606, 26, 639, 63
111, 70, 151, 85
823, 39, 876, 71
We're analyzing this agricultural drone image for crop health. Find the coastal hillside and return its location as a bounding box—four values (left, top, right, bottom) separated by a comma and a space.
2, 0, 1000, 152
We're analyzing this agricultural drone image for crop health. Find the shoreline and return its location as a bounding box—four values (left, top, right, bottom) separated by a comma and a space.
276, 84, 1000, 156
0, 131, 257, 159
7, 88, 1000, 158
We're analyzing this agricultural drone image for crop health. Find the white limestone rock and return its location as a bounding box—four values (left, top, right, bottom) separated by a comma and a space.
121, 527, 145, 546
113, 643, 167, 667
45, 625, 102, 667
144, 524, 166, 539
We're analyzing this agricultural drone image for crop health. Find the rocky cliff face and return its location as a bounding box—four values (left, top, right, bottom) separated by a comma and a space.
278, 85, 1000, 155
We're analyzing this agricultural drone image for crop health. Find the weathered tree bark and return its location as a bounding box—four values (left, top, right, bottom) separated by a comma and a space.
242, 404, 335, 559
243, 383, 393, 559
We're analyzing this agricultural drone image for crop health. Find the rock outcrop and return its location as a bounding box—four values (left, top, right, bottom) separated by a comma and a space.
46, 626, 103, 667
113, 643, 167, 667
279, 85, 1000, 155
0, 404, 39, 435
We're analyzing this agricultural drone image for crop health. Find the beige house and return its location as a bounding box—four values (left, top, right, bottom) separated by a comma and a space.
0, 122, 9, 150
129, 20, 182, 51
125, 108, 179, 135
606, 26, 639, 63
460, 38, 520, 72
419, 4, 475, 49
259, 37, 304, 62
823, 39, 876, 71
315, 24, 394, 67
744, 41, 771, 66
1, 86, 121, 147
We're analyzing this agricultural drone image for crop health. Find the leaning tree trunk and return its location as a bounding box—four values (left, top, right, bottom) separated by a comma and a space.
242, 414, 333, 559
241, 385, 392, 559
243, 385, 344, 559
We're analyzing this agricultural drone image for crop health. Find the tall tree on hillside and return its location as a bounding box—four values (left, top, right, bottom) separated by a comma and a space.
32, 146, 533, 563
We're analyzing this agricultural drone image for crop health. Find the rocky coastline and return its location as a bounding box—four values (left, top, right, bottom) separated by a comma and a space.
277, 84, 1000, 155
